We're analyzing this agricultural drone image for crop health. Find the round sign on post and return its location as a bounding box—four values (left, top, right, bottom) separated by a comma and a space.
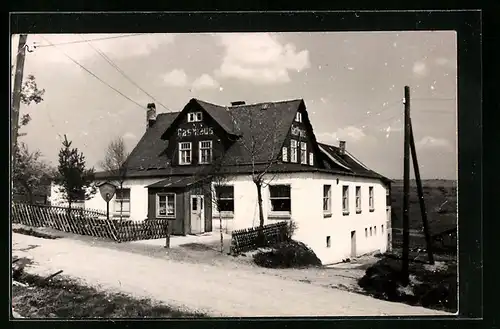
98, 182, 117, 220
98, 182, 117, 202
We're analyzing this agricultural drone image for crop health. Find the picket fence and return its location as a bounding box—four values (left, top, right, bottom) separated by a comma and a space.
11, 202, 169, 243
230, 221, 289, 254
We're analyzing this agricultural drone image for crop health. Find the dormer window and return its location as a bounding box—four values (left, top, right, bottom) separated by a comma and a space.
188, 112, 203, 123
179, 142, 192, 165
295, 112, 302, 123
282, 147, 288, 162
199, 140, 213, 164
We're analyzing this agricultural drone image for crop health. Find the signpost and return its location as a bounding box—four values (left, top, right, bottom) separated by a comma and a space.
98, 182, 117, 220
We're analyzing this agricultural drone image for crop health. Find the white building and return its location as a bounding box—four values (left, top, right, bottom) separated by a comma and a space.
55, 99, 392, 265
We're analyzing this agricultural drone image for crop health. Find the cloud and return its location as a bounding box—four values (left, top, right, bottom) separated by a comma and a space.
13, 33, 176, 65
316, 126, 371, 144
162, 69, 188, 87
214, 33, 310, 84
415, 136, 452, 151
192, 74, 219, 90
122, 132, 137, 140
412, 61, 428, 77
435, 57, 449, 66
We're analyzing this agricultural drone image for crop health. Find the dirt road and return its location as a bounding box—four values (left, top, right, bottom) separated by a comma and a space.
12, 233, 450, 317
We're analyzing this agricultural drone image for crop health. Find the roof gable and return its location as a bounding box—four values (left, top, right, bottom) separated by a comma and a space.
160, 98, 239, 140
124, 112, 179, 170
220, 99, 304, 165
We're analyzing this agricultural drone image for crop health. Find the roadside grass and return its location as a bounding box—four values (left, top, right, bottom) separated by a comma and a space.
12, 270, 206, 319
12, 227, 61, 239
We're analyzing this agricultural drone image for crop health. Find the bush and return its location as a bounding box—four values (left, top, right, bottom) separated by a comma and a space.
358, 257, 457, 312
253, 240, 322, 269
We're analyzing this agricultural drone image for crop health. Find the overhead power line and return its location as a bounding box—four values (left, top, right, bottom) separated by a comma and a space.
78, 34, 171, 112
36, 34, 148, 48
40, 35, 145, 110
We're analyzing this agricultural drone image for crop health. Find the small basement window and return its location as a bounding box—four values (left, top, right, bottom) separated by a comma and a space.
326, 236, 331, 248
370, 227, 373, 236
365, 228, 368, 237
381, 225, 384, 233
374, 226, 377, 235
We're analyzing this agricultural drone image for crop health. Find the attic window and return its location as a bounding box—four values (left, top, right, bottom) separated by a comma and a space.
188, 112, 203, 123
295, 112, 302, 123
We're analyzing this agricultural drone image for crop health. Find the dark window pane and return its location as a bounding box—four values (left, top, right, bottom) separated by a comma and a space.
218, 200, 234, 212
216, 186, 234, 199
269, 185, 290, 198
271, 199, 291, 212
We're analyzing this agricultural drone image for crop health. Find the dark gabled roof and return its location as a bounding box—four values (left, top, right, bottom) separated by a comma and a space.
221, 99, 304, 165
195, 99, 239, 135
317, 142, 392, 184
146, 176, 203, 188
124, 111, 180, 170
94, 98, 389, 185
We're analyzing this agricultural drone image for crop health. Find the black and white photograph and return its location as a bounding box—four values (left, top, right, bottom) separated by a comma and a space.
10, 12, 473, 319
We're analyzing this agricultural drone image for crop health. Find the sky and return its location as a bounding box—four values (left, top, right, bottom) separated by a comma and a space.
11, 32, 457, 180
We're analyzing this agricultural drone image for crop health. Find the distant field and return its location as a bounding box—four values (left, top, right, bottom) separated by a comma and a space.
390, 179, 457, 252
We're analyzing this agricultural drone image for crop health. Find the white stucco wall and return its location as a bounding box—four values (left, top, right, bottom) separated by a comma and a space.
85, 178, 160, 221
212, 172, 388, 265
50, 178, 161, 221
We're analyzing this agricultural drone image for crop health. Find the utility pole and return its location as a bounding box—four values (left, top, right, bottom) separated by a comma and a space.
402, 85, 411, 285
409, 118, 435, 265
11, 34, 28, 171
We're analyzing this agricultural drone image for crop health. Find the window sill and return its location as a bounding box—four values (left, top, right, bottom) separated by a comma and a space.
156, 216, 176, 219
268, 213, 291, 220
323, 213, 332, 218
213, 212, 234, 219
356, 210, 362, 214
343, 211, 350, 216
112, 214, 130, 218
369, 208, 375, 212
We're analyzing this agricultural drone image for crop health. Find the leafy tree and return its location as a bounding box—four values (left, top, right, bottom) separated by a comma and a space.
13, 142, 54, 204
98, 136, 130, 221
54, 135, 96, 210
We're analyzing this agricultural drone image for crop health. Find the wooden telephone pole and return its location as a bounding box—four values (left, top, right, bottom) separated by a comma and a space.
11, 34, 28, 170
402, 86, 411, 285
409, 118, 435, 265
401, 85, 436, 284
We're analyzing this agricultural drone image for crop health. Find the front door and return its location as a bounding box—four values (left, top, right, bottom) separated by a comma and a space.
350, 230, 357, 258
190, 195, 205, 234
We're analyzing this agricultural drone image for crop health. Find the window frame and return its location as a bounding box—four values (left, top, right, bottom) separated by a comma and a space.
187, 111, 203, 123
323, 184, 332, 217
309, 152, 314, 166
179, 142, 192, 165
300, 142, 307, 164
290, 139, 298, 163
156, 193, 176, 218
342, 185, 349, 215
369, 186, 375, 212
268, 184, 292, 218
282, 146, 288, 162
113, 188, 131, 217
295, 112, 302, 122
355, 186, 362, 214
326, 236, 331, 248
198, 140, 213, 164
214, 185, 235, 217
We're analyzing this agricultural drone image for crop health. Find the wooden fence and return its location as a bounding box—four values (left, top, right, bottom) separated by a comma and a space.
230, 221, 289, 254
11, 202, 169, 243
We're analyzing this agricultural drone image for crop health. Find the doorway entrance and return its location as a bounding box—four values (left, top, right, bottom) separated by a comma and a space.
350, 230, 357, 258
190, 195, 205, 234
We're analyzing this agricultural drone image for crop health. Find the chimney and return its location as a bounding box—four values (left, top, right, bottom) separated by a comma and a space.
339, 140, 346, 155
146, 103, 156, 128
231, 101, 246, 106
